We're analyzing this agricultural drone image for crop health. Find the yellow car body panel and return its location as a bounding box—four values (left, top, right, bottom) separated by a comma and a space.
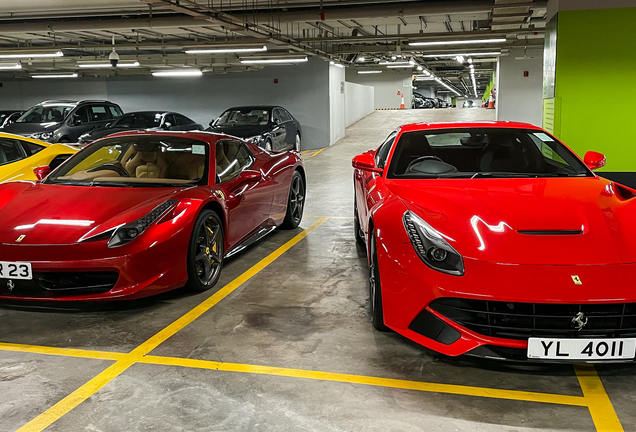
0, 133, 78, 184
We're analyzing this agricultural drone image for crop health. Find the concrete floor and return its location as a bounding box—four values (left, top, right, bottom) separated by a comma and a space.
1, 108, 635, 432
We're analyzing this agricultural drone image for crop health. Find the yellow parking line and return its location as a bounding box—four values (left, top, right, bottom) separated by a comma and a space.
131, 217, 328, 357
140, 355, 588, 407
574, 364, 624, 431
0, 342, 125, 361
13, 217, 329, 432
16, 360, 136, 432
311, 148, 326, 157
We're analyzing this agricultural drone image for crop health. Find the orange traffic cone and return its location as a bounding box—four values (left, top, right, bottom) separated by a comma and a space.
400, 93, 405, 109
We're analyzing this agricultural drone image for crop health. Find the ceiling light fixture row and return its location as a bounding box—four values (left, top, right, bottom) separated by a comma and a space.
409, 38, 506, 47
78, 61, 140, 68
240, 56, 308, 64
434, 77, 461, 96
185, 45, 268, 54
0, 51, 64, 59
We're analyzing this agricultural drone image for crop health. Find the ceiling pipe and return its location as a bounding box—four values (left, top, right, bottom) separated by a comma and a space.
0, 1, 547, 34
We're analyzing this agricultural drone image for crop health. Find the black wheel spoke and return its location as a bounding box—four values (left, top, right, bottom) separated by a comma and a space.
196, 251, 207, 262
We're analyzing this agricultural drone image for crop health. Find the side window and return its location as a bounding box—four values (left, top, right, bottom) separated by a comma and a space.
163, 114, 177, 128
174, 114, 192, 125
108, 106, 123, 119
278, 109, 292, 122
21, 140, 45, 155
273, 109, 284, 124
0, 138, 27, 165
72, 107, 90, 124
215, 140, 254, 183
375, 132, 397, 168
88, 105, 110, 122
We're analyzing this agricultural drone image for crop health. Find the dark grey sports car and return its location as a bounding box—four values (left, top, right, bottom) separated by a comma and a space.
77, 111, 203, 145
207, 106, 302, 151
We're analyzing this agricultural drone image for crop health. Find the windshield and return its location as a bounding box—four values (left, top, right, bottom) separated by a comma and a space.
112, 112, 163, 129
46, 135, 209, 187
215, 109, 269, 127
16, 104, 74, 123
387, 128, 592, 179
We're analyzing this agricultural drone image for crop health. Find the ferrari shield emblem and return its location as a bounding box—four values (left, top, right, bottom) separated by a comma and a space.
571, 275, 582, 285
15, 235, 25, 243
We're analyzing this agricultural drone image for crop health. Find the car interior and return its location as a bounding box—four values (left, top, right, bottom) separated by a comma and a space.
389, 129, 585, 177
56, 139, 208, 184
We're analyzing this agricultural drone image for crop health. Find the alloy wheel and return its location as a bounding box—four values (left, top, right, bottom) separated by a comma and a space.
289, 174, 305, 224
194, 215, 223, 285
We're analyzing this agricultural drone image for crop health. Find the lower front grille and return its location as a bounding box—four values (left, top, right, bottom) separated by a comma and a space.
0, 271, 119, 298
430, 298, 636, 340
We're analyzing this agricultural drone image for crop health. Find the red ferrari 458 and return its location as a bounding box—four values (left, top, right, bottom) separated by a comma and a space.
353, 121, 636, 362
0, 131, 305, 301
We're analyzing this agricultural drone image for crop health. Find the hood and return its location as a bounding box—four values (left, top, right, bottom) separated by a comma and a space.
3, 121, 61, 136
207, 124, 269, 138
0, 182, 186, 245
387, 177, 636, 265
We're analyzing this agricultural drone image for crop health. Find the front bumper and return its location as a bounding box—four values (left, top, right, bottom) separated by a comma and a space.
0, 226, 191, 301
376, 237, 636, 361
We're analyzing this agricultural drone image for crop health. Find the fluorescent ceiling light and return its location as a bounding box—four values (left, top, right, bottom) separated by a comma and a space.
357, 56, 365, 62
357, 70, 382, 74
434, 77, 461, 96
185, 45, 267, 54
387, 64, 415, 68
0, 51, 63, 59
330, 61, 344, 68
78, 61, 140, 68
0, 63, 21, 70
409, 38, 506, 47
152, 69, 203, 77
240, 57, 308, 64
421, 52, 501, 58
31, 73, 78, 79
378, 61, 414, 66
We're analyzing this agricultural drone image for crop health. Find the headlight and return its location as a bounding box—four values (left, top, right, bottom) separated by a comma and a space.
403, 211, 464, 276
246, 135, 264, 145
31, 132, 53, 141
107, 200, 177, 248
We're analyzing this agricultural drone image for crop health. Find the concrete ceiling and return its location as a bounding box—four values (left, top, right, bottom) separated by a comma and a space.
0, 0, 548, 96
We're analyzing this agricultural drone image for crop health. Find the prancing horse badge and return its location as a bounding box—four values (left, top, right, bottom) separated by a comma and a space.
15, 235, 25, 243
571, 275, 582, 285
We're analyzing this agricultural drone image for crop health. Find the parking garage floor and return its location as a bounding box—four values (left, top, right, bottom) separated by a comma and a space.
1, 108, 634, 432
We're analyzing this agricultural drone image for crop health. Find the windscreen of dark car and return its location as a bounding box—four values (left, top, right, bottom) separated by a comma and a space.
46, 135, 208, 187
387, 128, 592, 179
16, 103, 75, 123
112, 112, 164, 129
215, 109, 269, 127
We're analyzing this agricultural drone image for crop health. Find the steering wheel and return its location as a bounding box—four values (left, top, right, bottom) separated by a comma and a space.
406, 155, 444, 173
87, 162, 130, 177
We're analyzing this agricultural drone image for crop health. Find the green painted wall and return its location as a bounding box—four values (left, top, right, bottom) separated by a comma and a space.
553, 8, 636, 171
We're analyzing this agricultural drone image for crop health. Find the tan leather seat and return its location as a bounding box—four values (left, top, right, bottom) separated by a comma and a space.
163, 152, 205, 180
125, 151, 167, 178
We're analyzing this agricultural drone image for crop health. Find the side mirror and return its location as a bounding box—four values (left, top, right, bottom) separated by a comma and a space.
33, 166, 51, 181
105, 122, 111, 128
584, 151, 606, 171
72, 118, 82, 126
273, 118, 280, 125
352, 152, 383, 173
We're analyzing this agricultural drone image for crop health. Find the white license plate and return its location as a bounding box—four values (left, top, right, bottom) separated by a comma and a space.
0, 261, 32, 280
528, 337, 636, 360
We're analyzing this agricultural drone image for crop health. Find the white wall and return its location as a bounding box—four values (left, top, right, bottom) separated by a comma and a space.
0, 57, 331, 149
344, 82, 374, 127
329, 63, 346, 145
345, 69, 413, 109
496, 47, 544, 127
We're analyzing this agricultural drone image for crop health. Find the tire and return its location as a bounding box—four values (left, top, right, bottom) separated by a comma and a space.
369, 230, 390, 332
265, 139, 273, 151
279, 171, 305, 229
294, 133, 301, 152
185, 210, 224, 292
354, 193, 365, 246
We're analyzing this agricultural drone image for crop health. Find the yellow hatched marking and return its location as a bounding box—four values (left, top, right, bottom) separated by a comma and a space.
0, 342, 126, 361
575, 364, 624, 431
12, 217, 328, 432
